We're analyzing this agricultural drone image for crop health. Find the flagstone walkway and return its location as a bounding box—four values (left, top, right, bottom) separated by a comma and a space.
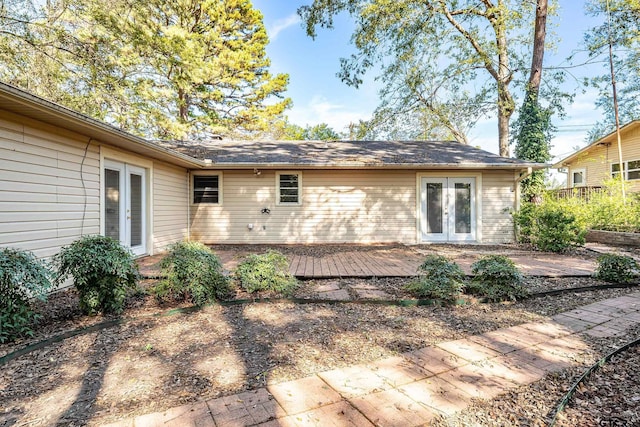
104, 291, 640, 427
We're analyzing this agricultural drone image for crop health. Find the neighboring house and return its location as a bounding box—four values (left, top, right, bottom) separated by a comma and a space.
553, 120, 640, 192
0, 82, 544, 259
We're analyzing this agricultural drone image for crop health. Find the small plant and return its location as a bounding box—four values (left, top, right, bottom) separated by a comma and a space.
594, 253, 639, 283
53, 235, 139, 315
405, 255, 465, 302
153, 241, 231, 305
0, 248, 53, 343
235, 250, 297, 295
467, 255, 528, 302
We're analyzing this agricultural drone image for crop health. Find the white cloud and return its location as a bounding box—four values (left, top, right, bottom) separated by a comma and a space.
268, 13, 301, 41
287, 95, 371, 133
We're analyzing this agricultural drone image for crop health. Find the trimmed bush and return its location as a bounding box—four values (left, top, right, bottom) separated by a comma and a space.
594, 253, 639, 284
235, 250, 297, 295
405, 255, 465, 302
467, 255, 528, 302
0, 248, 53, 343
53, 235, 139, 315
153, 241, 231, 305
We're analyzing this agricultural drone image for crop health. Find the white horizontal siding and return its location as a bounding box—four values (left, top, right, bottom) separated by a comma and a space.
191, 169, 417, 244
0, 112, 100, 258
191, 169, 518, 244
481, 171, 516, 243
152, 162, 188, 253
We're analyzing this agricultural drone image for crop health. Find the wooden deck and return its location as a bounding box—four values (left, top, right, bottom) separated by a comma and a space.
138, 245, 597, 280
288, 250, 423, 278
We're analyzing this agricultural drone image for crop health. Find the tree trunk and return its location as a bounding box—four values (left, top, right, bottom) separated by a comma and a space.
528, 0, 548, 97
496, 1, 514, 158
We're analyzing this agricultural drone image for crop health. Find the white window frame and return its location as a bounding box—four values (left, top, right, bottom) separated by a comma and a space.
276, 171, 302, 205
192, 171, 223, 204
612, 160, 640, 180
571, 168, 586, 187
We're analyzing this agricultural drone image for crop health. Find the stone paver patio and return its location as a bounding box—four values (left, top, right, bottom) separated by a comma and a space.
104, 291, 640, 427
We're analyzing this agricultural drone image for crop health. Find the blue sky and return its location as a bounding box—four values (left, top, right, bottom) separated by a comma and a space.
253, 0, 607, 165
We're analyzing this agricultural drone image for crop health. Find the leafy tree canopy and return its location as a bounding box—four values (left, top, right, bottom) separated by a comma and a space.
299, 0, 563, 156
0, 0, 290, 141
585, 0, 640, 142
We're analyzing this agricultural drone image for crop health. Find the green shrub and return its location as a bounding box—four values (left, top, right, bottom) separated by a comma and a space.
153, 241, 231, 305
405, 255, 465, 302
467, 255, 528, 302
235, 250, 297, 295
0, 248, 53, 343
594, 253, 640, 283
513, 202, 586, 252
53, 235, 139, 315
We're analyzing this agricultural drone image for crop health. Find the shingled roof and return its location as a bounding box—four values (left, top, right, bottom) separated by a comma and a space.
160, 139, 545, 170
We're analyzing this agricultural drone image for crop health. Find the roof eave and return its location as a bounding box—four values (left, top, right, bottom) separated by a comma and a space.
553, 120, 640, 168
199, 162, 548, 170
0, 82, 205, 169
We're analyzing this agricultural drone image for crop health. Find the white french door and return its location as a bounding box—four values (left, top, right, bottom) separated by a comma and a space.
420, 177, 476, 242
104, 160, 147, 256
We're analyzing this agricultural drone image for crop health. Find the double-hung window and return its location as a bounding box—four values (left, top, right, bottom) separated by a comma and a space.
276, 172, 301, 205
193, 174, 222, 204
612, 160, 640, 180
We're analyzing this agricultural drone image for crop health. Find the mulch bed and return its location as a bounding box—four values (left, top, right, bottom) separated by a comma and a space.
1, 246, 638, 426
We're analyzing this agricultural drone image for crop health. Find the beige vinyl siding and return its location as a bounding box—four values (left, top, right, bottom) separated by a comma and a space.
481, 171, 516, 243
191, 169, 518, 244
191, 169, 417, 244
566, 125, 640, 192
153, 161, 188, 252
0, 111, 100, 258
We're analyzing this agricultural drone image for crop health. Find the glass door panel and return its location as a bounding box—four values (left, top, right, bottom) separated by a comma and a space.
104, 168, 122, 241
426, 182, 444, 234
104, 160, 146, 256
421, 177, 476, 242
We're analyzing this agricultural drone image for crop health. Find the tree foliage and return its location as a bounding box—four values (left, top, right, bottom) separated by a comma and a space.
512, 92, 554, 199
0, 0, 290, 140
299, 0, 547, 156
585, 0, 640, 141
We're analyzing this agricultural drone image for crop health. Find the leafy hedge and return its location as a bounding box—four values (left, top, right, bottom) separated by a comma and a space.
153, 241, 231, 305
54, 235, 139, 315
235, 250, 298, 295
0, 248, 53, 343
405, 255, 465, 302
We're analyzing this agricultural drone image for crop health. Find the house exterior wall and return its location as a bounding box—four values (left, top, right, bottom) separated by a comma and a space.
152, 162, 189, 253
0, 111, 101, 258
0, 110, 188, 259
482, 171, 517, 243
190, 169, 517, 244
564, 125, 640, 192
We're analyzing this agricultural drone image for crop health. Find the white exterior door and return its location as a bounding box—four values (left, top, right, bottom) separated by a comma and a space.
104, 160, 147, 256
420, 177, 476, 242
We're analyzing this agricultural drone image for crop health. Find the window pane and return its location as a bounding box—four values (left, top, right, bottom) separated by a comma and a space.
105, 169, 120, 241
194, 176, 219, 203
130, 173, 142, 246
279, 174, 299, 203
573, 172, 583, 185
454, 183, 471, 234
612, 163, 622, 172
426, 183, 443, 234
629, 170, 640, 180
628, 160, 640, 170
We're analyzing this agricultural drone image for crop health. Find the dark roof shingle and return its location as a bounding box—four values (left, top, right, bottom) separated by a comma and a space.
160, 139, 543, 169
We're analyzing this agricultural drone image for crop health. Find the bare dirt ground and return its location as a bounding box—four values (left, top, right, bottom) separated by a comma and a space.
1, 245, 638, 426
